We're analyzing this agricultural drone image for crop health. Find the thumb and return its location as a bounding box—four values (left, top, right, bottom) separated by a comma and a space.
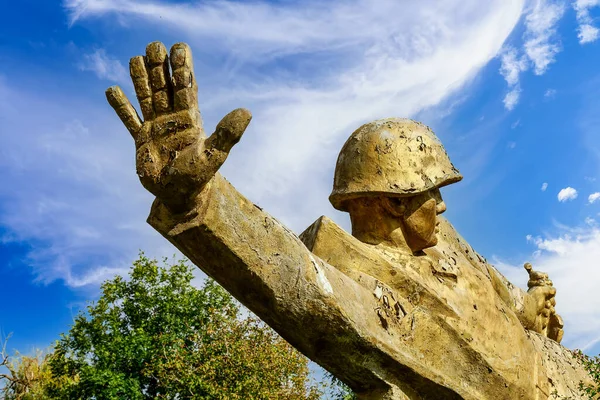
544, 285, 557, 299
206, 108, 252, 154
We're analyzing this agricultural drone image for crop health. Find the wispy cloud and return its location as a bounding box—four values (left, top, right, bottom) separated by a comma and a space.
497, 0, 566, 110
544, 88, 557, 98
523, 0, 565, 75
496, 223, 600, 351
558, 186, 578, 201
499, 47, 527, 110
65, 0, 505, 63
78, 48, 128, 85
573, 0, 600, 44
541, 182, 548, 191
503, 88, 522, 110
578, 23, 600, 43
0, 83, 175, 288
589, 192, 600, 203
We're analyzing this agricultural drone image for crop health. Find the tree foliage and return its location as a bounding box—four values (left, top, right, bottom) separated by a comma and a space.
1, 340, 51, 400
40, 253, 325, 399
323, 371, 357, 400
572, 350, 600, 399
550, 350, 600, 400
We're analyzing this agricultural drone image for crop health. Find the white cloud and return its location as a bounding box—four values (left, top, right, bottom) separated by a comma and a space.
78, 49, 128, 85
508, 141, 517, 149
578, 23, 600, 43
497, 0, 565, 109
499, 47, 527, 110
64, 0, 520, 63
523, 0, 565, 75
558, 187, 578, 201
0, 85, 176, 288
504, 87, 522, 110
574, 0, 600, 44
541, 182, 548, 191
496, 225, 600, 351
589, 192, 600, 203
500, 47, 528, 86
544, 88, 557, 98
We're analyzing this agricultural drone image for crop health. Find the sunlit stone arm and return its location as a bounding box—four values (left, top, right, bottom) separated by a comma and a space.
146, 172, 456, 399
145, 173, 591, 400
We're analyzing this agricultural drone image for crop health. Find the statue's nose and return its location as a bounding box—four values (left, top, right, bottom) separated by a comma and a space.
436, 201, 446, 215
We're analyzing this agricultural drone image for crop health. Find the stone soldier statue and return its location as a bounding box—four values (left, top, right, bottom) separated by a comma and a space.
106, 41, 589, 399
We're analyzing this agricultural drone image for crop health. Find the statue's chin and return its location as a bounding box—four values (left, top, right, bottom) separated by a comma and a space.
423, 236, 438, 251
407, 233, 438, 253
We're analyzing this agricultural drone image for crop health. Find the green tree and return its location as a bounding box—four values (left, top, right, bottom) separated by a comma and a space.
45, 253, 325, 399
323, 371, 357, 400
0, 338, 74, 400
1, 338, 45, 400
550, 350, 599, 400
572, 350, 600, 399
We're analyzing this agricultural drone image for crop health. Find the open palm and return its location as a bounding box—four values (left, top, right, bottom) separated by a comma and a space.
106, 42, 251, 212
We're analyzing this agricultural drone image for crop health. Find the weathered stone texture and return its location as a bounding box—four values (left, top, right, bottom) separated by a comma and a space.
106, 41, 592, 400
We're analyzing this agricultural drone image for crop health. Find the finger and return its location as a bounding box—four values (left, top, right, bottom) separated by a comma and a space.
206, 108, 252, 154
130, 56, 153, 121
106, 86, 142, 139
170, 43, 198, 111
532, 285, 556, 298
551, 313, 564, 328
541, 308, 550, 318
555, 329, 564, 343
146, 41, 172, 116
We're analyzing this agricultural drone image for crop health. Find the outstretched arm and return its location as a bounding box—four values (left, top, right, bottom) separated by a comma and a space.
107, 42, 561, 399
105, 41, 438, 398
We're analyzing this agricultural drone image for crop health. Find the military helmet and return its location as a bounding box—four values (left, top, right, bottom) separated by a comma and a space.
329, 118, 462, 211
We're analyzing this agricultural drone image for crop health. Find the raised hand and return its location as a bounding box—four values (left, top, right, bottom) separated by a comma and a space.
106, 42, 251, 212
524, 262, 563, 343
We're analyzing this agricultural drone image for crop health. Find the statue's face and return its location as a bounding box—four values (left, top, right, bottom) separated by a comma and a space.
387, 189, 446, 252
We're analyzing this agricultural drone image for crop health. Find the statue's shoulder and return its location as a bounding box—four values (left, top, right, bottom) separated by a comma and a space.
299, 215, 341, 253
300, 216, 461, 320
299, 216, 385, 270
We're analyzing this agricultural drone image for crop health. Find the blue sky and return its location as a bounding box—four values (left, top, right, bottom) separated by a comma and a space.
1, 0, 600, 369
